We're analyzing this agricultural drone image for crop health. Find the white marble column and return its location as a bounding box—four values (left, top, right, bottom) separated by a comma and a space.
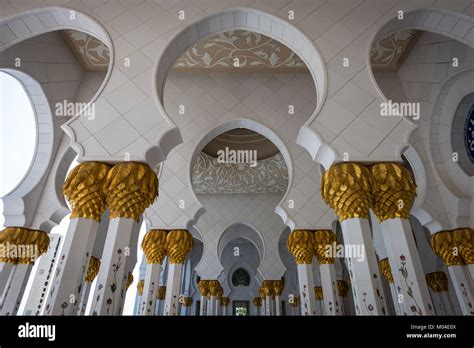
379, 219, 434, 315
197, 280, 209, 316
265, 296, 273, 315
287, 230, 317, 315
90, 218, 139, 315
221, 297, 229, 315
290, 297, 300, 315
371, 163, 434, 315
319, 264, 341, 315
426, 272, 452, 315
140, 264, 162, 316
215, 297, 221, 316
206, 294, 215, 316
77, 256, 100, 315
23, 234, 62, 315
453, 228, 474, 280
432, 231, 474, 315
336, 280, 349, 315
140, 229, 167, 316
155, 286, 166, 315
321, 162, 388, 315
215, 285, 223, 315
448, 266, 474, 315
314, 230, 342, 315
0, 228, 49, 315
163, 230, 193, 316
340, 218, 388, 315
273, 280, 283, 316
205, 280, 219, 316
262, 280, 274, 316
253, 297, 261, 315
91, 162, 158, 315
379, 258, 403, 315
136, 279, 144, 315
314, 286, 324, 314
0, 262, 15, 312
0, 264, 32, 315
46, 219, 100, 315
45, 162, 109, 315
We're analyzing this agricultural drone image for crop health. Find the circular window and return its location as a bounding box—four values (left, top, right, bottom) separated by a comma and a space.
231, 268, 250, 287
451, 92, 474, 176
0, 72, 37, 196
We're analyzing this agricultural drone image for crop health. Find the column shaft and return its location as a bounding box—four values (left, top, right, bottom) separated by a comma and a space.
319, 264, 341, 315
90, 218, 138, 315
207, 295, 216, 316
163, 263, 184, 316
140, 263, 161, 315
340, 218, 388, 315
388, 283, 403, 315
45, 218, 98, 315
22, 234, 62, 315
199, 295, 207, 315
448, 265, 474, 315
265, 295, 272, 315
275, 295, 282, 316
297, 264, 317, 315
77, 282, 92, 315
0, 264, 32, 315
381, 218, 434, 314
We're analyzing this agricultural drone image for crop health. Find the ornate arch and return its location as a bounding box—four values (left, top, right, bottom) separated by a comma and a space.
147, 7, 329, 167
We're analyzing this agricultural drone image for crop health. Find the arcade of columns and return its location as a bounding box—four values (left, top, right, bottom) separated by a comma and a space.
0, 160, 472, 316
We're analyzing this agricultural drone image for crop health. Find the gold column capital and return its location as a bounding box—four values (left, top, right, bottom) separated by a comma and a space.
314, 286, 323, 301
337, 280, 349, 297
63, 162, 111, 221
103, 162, 158, 221
272, 280, 284, 296
156, 286, 167, 300
261, 280, 274, 297
137, 279, 144, 296
287, 229, 315, 264
453, 228, 473, 265
313, 229, 336, 264
321, 162, 373, 221
182, 297, 193, 307
431, 231, 465, 266
197, 280, 209, 296
85, 256, 101, 283
0, 227, 49, 264
216, 285, 223, 300
221, 297, 230, 307
126, 272, 134, 290
253, 297, 261, 307
208, 280, 220, 296
141, 229, 167, 264
259, 287, 265, 300
425, 272, 448, 293
379, 257, 394, 283
166, 229, 193, 264
370, 162, 416, 222
289, 295, 300, 307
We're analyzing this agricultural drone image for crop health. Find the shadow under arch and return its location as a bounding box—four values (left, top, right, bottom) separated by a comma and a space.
148, 7, 329, 168
217, 222, 265, 265
186, 118, 294, 229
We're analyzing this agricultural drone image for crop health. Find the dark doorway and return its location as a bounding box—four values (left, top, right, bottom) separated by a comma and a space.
232, 300, 249, 316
